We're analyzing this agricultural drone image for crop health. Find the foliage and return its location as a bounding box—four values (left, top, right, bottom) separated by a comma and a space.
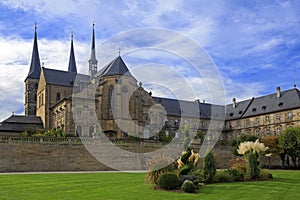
237, 139, 268, 155
145, 156, 175, 185
192, 170, 207, 183
278, 127, 300, 167
259, 170, 273, 180
180, 180, 197, 193
157, 172, 179, 190
230, 157, 247, 174
196, 130, 205, 144
246, 151, 260, 179
232, 134, 258, 156
159, 133, 173, 143
177, 148, 199, 175
260, 135, 285, 167
182, 124, 191, 150
213, 171, 234, 183
22, 127, 66, 138
202, 151, 216, 183
178, 175, 200, 186
178, 164, 193, 176
225, 168, 244, 181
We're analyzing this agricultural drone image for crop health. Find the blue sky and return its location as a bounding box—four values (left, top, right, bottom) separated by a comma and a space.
0, 0, 300, 121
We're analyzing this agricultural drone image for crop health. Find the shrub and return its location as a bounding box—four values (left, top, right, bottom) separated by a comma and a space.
230, 157, 247, 174
225, 168, 244, 181
145, 156, 175, 185
213, 171, 234, 183
179, 175, 200, 186
192, 170, 207, 183
202, 151, 216, 183
181, 180, 197, 193
247, 151, 260, 179
178, 163, 193, 176
157, 172, 179, 190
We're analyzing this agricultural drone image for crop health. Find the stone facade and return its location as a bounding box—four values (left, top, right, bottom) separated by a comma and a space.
24, 78, 39, 116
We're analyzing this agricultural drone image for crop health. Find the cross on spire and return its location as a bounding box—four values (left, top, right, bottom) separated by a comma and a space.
118, 47, 121, 56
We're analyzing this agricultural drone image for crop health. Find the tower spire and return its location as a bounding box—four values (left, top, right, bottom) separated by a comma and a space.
26, 22, 41, 80
89, 22, 98, 77
68, 32, 77, 73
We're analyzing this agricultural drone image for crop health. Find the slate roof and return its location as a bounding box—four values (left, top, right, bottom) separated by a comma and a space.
43, 68, 90, 87
226, 88, 300, 120
97, 56, 134, 77
26, 27, 41, 80
0, 115, 43, 133
153, 97, 225, 120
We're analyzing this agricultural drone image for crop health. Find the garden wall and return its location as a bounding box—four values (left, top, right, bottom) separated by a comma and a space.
0, 137, 281, 172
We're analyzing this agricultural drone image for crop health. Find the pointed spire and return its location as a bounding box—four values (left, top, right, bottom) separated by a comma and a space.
68, 32, 77, 73
89, 22, 98, 77
26, 22, 41, 80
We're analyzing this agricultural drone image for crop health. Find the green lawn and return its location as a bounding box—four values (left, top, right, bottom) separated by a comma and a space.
0, 170, 299, 200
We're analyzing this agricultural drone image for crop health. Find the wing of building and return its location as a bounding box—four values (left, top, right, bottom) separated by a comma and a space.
1, 24, 300, 140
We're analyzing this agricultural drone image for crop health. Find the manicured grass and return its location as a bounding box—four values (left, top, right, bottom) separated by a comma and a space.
0, 170, 299, 200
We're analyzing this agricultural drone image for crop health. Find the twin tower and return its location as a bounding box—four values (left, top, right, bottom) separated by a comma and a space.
24, 24, 98, 116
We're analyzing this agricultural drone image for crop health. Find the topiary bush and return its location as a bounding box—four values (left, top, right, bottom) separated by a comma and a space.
179, 175, 200, 186
181, 180, 197, 193
157, 172, 179, 190
203, 151, 216, 183
247, 151, 260, 179
213, 171, 234, 183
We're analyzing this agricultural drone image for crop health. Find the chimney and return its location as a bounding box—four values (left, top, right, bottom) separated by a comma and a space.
232, 98, 237, 108
277, 86, 281, 98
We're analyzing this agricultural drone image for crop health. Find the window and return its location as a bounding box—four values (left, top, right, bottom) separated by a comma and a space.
89, 126, 94, 137
237, 120, 241, 127
276, 114, 281, 121
41, 93, 44, 106
262, 105, 266, 110
108, 87, 114, 119
76, 125, 82, 137
245, 119, 250, 126
77, 110, 81, 115
90, 111, 94, 116
256, 118, 259, 125
287, 112, 293, 119
56, 92, 61, 102
201, 121, 205, 128
252, 108, 257, 112
266, 129, 270, 134
38, 95, 41, 108
255, 129, 260, 137
276, 127, 281, 135
265, 116, 270, 123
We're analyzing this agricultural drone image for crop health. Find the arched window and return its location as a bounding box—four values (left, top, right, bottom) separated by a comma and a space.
76, 125, 82, 137
89, 126, 95, 137
108, 87, 114, 119
56, 92, 61, 102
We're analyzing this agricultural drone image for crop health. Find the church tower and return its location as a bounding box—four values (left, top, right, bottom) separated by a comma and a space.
68, 33, 77, 73
88, 23, 98, 77
24, 23, 41, 116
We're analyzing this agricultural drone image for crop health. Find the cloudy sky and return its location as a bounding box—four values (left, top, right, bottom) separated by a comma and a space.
0, 0, 300, 121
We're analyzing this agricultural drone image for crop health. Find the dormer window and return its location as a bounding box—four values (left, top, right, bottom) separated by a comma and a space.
262, 105, 266, 110
239, 111, 242, 114
278, 102, 283, 106
229, 113, 233, 116
252, 108, 256, 112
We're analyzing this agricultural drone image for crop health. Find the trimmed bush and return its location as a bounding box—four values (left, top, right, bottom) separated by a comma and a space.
203, 151, 216, 183
213, 171, 234, 183
181, 180, 197, 193
179, 175, 199, 186
225, 168, 244, 181
157, 172, 179, 190
247, 151, 260, 179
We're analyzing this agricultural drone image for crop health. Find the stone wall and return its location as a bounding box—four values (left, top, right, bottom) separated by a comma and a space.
0, 138, 281, 172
